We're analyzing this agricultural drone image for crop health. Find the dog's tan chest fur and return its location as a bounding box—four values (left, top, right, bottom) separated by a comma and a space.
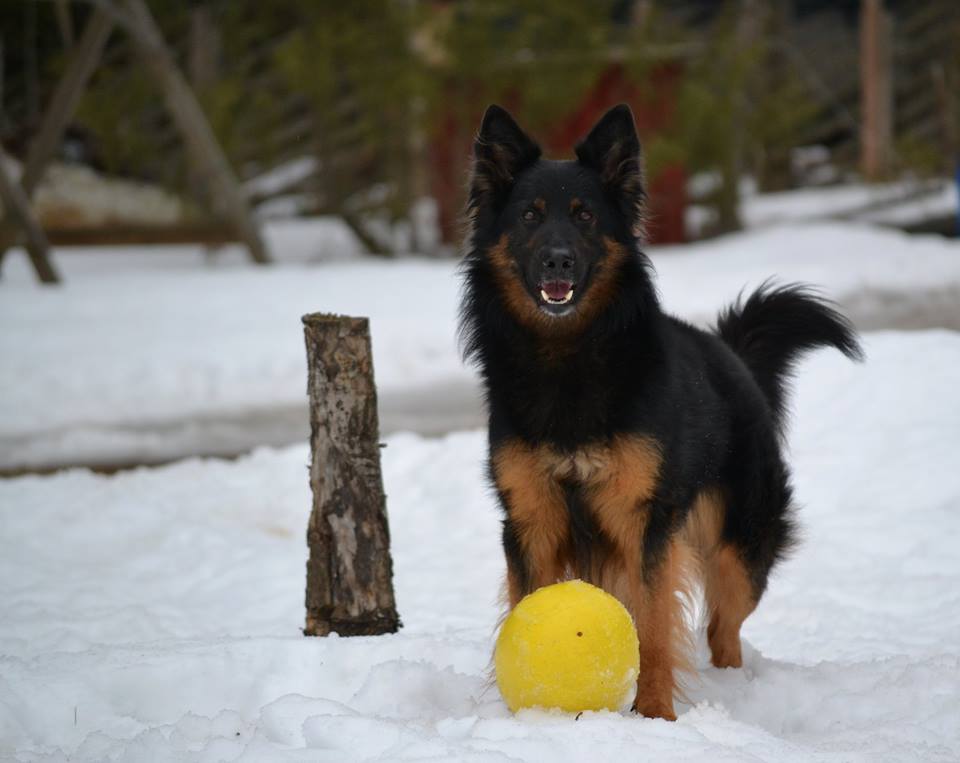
491, 435, 663, 587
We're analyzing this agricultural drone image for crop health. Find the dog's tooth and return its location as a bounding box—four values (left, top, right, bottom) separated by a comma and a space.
540, 287, 574, 305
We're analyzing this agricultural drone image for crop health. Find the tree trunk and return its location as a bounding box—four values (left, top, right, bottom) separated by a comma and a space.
119, 0, 271, 265
860, 0, 893, 181
302, 313, 400, 637
0, 6, 112, 263
54, 0, 75, 48
0, 148, 59, 284
340, 209, 391, 257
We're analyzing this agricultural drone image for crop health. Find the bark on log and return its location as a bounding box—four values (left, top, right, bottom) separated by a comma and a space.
303, 313, 400, 637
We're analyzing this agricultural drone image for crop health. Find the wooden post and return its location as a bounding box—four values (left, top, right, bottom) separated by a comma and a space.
119, 0, 271, 265
860, 0, 893, 180
0, 7, 112, 262
0, 148, 59, 284
302, 313, 400, 637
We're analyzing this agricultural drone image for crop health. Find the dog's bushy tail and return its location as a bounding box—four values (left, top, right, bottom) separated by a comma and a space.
716, 282, 864, 430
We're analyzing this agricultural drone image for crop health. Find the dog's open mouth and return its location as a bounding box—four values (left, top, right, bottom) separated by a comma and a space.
539, 280, 575, 306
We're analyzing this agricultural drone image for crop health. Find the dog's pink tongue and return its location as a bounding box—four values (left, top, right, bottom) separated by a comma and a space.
542, 280, 572, 300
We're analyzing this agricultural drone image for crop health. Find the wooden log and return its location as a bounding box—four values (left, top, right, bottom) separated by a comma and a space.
302, 313, 400, 637
0, 148, 59, 284
119, 0, 271, 265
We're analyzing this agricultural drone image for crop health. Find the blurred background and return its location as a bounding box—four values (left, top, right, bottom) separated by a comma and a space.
1, 0, 957, 262
0, 0, 958, 474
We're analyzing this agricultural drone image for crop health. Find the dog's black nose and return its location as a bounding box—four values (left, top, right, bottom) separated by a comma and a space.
542, 248, 574, 273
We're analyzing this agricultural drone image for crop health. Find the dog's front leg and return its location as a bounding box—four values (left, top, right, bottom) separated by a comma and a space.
630, 541, 687, 721
588, 438, 686, 721
493, 441, 569, 608
592, 508, 683, 721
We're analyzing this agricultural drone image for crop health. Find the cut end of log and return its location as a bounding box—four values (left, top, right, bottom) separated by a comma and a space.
302, 312, 370, 330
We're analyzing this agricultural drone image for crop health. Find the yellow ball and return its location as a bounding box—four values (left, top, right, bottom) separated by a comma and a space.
494, 579, 640, 713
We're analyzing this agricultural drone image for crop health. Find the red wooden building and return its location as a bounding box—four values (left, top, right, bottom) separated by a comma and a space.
428, 62, 688, 246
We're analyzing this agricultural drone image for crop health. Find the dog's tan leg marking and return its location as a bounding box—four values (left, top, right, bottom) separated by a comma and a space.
584, 436, 693, 721
493, 440, 569, 602
684, 490, 757, 669
705, 544, 756, 668
632, 539, 696, 721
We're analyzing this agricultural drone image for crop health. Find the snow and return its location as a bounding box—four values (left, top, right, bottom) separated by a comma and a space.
244, 157, 319, 199
32, 164, 186, 227
740, 178, 958, 229
2, 157, 186, 227
651, 223, 960, 328
3, 212, 960, 759
2, 220, 959, 471
687, 176, 958, 233
2, 330, 960, 761
687, 177, 958, 238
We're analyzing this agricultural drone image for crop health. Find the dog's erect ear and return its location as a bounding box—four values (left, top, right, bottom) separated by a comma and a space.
575, 104, 641, 184
470, 105, 541, 210
575, 104, 645, 230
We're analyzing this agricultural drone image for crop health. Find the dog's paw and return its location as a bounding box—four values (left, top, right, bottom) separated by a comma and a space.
708, 631, 744, 668
710, 650, 743, 669
632, 696, 677, 721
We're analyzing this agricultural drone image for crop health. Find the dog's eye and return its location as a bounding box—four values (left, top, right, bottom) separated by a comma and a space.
522, 209, 538, 223
577, 209, 594, 223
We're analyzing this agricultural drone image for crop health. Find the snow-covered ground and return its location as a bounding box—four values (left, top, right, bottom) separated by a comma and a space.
687, 177, 959, 235
2, 220, 959, 471
740, 178, 958, 229
2, 215, 959, 759
2, 330, 959, 761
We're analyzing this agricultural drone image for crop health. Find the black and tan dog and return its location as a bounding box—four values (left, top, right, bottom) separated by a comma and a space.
459, 104, 863, 720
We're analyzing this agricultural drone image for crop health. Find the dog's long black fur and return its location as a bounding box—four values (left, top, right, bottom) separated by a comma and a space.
460, 104, 863, 718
